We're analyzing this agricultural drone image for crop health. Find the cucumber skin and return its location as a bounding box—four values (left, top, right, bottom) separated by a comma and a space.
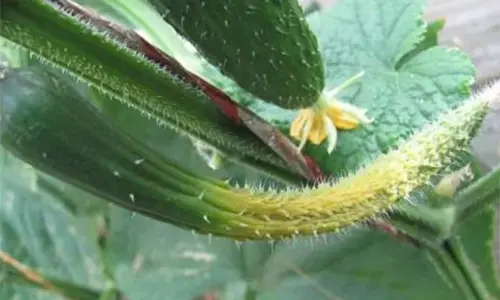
151, 0, 325, 109
2, 0, 300, 172
0, 67, 221, 232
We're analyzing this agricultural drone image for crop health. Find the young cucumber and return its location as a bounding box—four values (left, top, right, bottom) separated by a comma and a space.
150, 0, 325, 109
0, 66, 235, 233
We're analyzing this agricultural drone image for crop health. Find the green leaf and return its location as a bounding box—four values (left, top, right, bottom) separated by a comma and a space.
396, 18, 446, 68
104, 206, 272, 299
303, 0, 474, 174
103, 209, 496, 300
265, 233, 458, 300
101, 205, 461, 300
260, 210, 498, 300
0, 152, 105, 299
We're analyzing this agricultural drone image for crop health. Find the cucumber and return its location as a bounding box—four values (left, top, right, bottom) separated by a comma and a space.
150, 0, 324, 109
0, 66, 233, 234
2, 66, 491, 240
0, 67, 206, 230
1, 0, 305, 179
0, 66, 321, 239
0, 66, 314, 239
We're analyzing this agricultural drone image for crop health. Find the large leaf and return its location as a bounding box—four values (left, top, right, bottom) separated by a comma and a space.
261, 234, 458, 300
102, 200, 500, 300
104, 203, 382, 299
104, 206, 269, 299
257, 208, 500, 300
0, 152, 105, 299
303, 0, 475, 174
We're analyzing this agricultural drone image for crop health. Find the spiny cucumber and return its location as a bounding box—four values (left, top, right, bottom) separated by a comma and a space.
149, 0, 325, 109
0, 0, 297, 179
2, 65, 497, 240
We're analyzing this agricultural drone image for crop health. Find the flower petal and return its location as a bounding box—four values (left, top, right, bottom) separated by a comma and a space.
308, 117, 327, 144
323, 116, 338, 153
335, 101, 373, 124
290, 109, 310, 139
297, 116, 313, 151
325, 106, 359, 129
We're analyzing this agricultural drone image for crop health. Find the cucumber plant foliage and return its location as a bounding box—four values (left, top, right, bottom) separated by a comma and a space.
1, 0, 500, 299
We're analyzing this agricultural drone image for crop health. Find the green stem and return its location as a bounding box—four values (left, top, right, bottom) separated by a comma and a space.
426, 245, 477, 300
98, 288, 120, 300
453, 164, 500, 230
427, 237, 493, 300
387, 202, 455, 247
444, 237, 492, 300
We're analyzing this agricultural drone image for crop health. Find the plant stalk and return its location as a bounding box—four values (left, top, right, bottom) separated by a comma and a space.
444, 237, 492, 300
426, 245, 477, 300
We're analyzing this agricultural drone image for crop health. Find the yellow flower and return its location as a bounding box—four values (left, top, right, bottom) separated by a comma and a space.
290, 71, 373, 153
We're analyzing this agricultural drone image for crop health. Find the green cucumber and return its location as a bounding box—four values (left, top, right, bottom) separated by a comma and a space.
0, 66, 309, 239
0, 66, 313, 239
0, 0, 297, 179
2, 66, 493, 241
0, 67, 210, 231
150, 0, 324, 109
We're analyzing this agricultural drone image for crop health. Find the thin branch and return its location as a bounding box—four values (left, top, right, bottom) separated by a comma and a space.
0, 249, 67, 297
